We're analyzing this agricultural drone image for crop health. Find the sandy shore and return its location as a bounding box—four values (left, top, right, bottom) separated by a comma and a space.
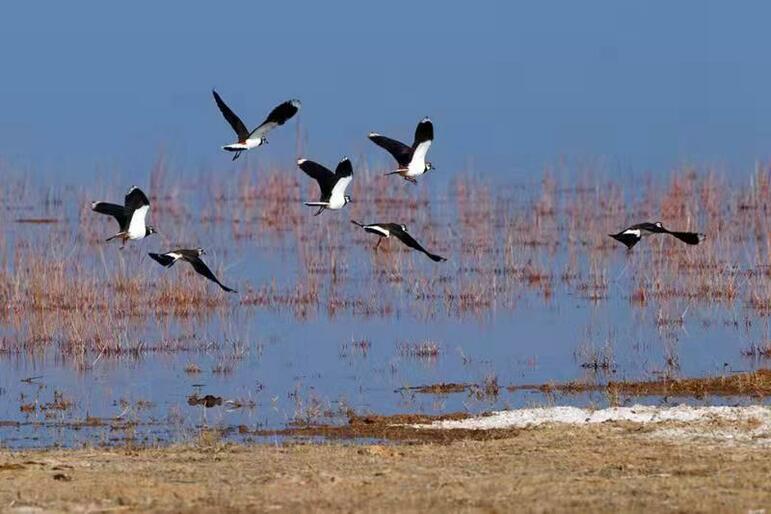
1, 405, 769, 513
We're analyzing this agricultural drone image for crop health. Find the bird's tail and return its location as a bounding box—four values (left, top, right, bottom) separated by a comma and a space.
304, 202, 328, 216
668, 231, 705, 245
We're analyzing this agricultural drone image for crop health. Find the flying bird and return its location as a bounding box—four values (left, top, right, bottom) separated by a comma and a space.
350, 220, 447, 262
148, 248, 237, 293
91, 186, 157, 248
298, 157, 353, 216
368, 117, 434, 184
609, 222, 705, 250
212, 90, 300, 161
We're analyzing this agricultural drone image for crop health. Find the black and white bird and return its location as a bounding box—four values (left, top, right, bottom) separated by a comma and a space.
212, 90, 300, 161
350, 220, 447, 262
609, 222, 706, 250
368, 117, 434, 184
148, 248, 237, 293
91, 186, 157, 248
298, 157, 353, 216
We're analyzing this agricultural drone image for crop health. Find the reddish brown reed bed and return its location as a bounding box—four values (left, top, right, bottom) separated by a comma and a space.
508, 368, 771, 398
0, 164, 767, 359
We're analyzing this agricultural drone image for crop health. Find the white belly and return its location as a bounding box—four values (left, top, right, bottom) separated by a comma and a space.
244, 138, 264, 149
406, 158, 426, 177
327, 195, 346, 209
222, 138, 262, 151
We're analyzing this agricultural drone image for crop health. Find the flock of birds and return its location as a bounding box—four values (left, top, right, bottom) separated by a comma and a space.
89, 92, 706, 293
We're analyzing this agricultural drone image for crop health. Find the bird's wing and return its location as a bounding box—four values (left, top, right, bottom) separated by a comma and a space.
334, 157, 353, 178
327, 158, 353, 201
124, 187, 150, 211
128, 205, 149, 235
186, 255, 237, 293
298, 159, 336, 197
91, 202, 129, 230
411, 118, 433, 164
364, 224, 390, 237
248, 99, 301, 141
368, 134, 413, 167
212, 90, 250, 141
609, 232, 640, 249
391, 226, 446, 261
148, 252, 177, 267
412, 118, 434, 149
667, 231, 704, 245
331, 175, 352, 201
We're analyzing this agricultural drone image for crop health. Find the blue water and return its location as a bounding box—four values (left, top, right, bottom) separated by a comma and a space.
0, 164, 767, 448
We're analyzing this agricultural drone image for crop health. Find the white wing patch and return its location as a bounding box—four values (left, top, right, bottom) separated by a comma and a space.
408, 140, 432, 176
248, 122, 276, 142
366, 225, 390, 238
127, 205, 149, 239
329, 176, 352, 209
623, 229, 642, 237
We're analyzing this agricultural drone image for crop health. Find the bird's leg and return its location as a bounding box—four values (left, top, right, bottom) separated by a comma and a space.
232, 151, 241, 161
314, 206, 326, 216
404, 176, 418, 185
374, 238, 382, 251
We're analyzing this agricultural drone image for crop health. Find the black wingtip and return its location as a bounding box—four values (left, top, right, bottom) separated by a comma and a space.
148, 252, 175, 267
669, 231, 705, 245
428, 254, 447, 262
350, 220, 365, 227
608, 233, 632, 249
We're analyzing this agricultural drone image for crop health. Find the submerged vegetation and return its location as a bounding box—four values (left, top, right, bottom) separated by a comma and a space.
0, 162, 768, 445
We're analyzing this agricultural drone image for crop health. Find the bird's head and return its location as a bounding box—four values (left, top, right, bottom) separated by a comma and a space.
146, 226, 158, 236
400, 224, 408, 232
425, 161, 434, 172
196, 248, 206, 256
654, 221, 663, 228
344, 195, 352, 205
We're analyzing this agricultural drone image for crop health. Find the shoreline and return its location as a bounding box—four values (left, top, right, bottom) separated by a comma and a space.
1, 405, 769, 513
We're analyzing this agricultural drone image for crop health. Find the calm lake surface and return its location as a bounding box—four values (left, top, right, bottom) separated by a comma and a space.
0, 163, 768, 448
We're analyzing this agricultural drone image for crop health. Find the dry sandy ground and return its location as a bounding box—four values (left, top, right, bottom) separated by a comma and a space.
1, 410, 770, 513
